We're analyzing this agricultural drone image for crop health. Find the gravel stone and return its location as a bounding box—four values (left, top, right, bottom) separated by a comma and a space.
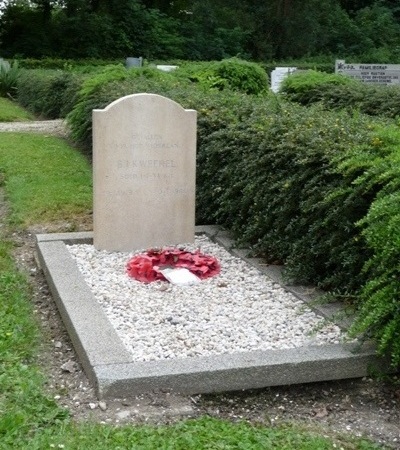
67, 235, 346, 362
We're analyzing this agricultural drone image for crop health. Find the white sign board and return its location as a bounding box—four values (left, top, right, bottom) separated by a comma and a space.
335, 60, 400, 85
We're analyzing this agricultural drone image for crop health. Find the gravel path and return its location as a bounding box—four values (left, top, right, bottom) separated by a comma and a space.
0, 119, 68, 137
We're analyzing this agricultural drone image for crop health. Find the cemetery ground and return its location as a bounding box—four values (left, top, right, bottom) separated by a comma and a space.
0, 117, 399, 448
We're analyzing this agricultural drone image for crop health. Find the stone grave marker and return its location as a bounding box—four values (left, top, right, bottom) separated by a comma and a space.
156, 65, 178, 72
270, 67, 297, 93
92, 94, 197, 252
125, 57, 143, 68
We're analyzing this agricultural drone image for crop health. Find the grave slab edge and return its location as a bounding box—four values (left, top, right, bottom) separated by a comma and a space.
35, 228, 392, 399
93, 343, 388, 398
36, 239, 134, 390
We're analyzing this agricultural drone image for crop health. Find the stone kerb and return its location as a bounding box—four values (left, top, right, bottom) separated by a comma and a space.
92, 93, 197, 252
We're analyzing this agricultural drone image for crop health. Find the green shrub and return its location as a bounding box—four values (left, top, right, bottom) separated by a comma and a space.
262, 61, 335, 78
175, 58, 269, 95
344, 125, 400, 367
67, 62, 264, 151
0, 59, 20, 98
17, 69, 83, 118
281, 70, 400, 118
67, 65, 180, 148
280, 70, 356, 103
351, 192, 400, 367
197, 101, 390, 291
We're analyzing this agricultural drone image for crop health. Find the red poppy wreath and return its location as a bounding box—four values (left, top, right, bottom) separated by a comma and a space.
126, 247, 220, 283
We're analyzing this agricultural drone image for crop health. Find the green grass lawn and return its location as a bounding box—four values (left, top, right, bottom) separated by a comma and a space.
0, 133, 92, 227
0, 131, 387, 449
0, 97, 34, 122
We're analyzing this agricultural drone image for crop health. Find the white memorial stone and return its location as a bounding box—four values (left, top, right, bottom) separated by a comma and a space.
271, 67, 297, 93
156, 65, 178, 72
92, 93, 197, 252
125, 57, 143, 68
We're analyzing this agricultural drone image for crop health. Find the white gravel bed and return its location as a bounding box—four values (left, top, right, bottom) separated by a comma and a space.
67, 235, 345, 362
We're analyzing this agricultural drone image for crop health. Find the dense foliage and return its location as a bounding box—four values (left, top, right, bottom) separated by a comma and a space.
65, 60, 269, 147
345, 125, 400, 367
281, 70, 400, 118
0, 58, 20, 97
16, 69, 82, 117
1, 0, 400, 62
174, 59, 269, 94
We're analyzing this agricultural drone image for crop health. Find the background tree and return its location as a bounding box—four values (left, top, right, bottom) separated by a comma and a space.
1, 0, 400, 61
180, 0, 249, 60
0, 0, 54, 57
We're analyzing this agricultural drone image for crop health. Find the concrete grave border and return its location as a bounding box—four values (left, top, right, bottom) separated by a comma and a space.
36, 226, 390, 399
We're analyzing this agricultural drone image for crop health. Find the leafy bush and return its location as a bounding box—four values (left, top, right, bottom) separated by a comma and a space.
281, 70, 400, 118
198, 101, 392, 291
17, 69, 83, 118
0, 59, 20, 98
280, 70, 356, 102
175, 58, 269, 95
343, 125, 400, 366
67, 65, 180, 148
67, 62, 264, 151
262, 61, 335, 78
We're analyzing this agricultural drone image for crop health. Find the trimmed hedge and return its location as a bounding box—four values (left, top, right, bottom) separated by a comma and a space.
67, 65, 182, 147
343, 125, 400, 366
198, 103, 394, 291
16, 58, 121, 70
17, 69, 83, 118
262, 62, 335, 78
281, 70, 400, 118
66, 62, 271, 149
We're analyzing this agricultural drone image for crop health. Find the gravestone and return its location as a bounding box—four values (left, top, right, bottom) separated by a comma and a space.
270, 67, 297, 93
156, 65, 178, 72
92, 94, 197, 252
125, 57, 143, 68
